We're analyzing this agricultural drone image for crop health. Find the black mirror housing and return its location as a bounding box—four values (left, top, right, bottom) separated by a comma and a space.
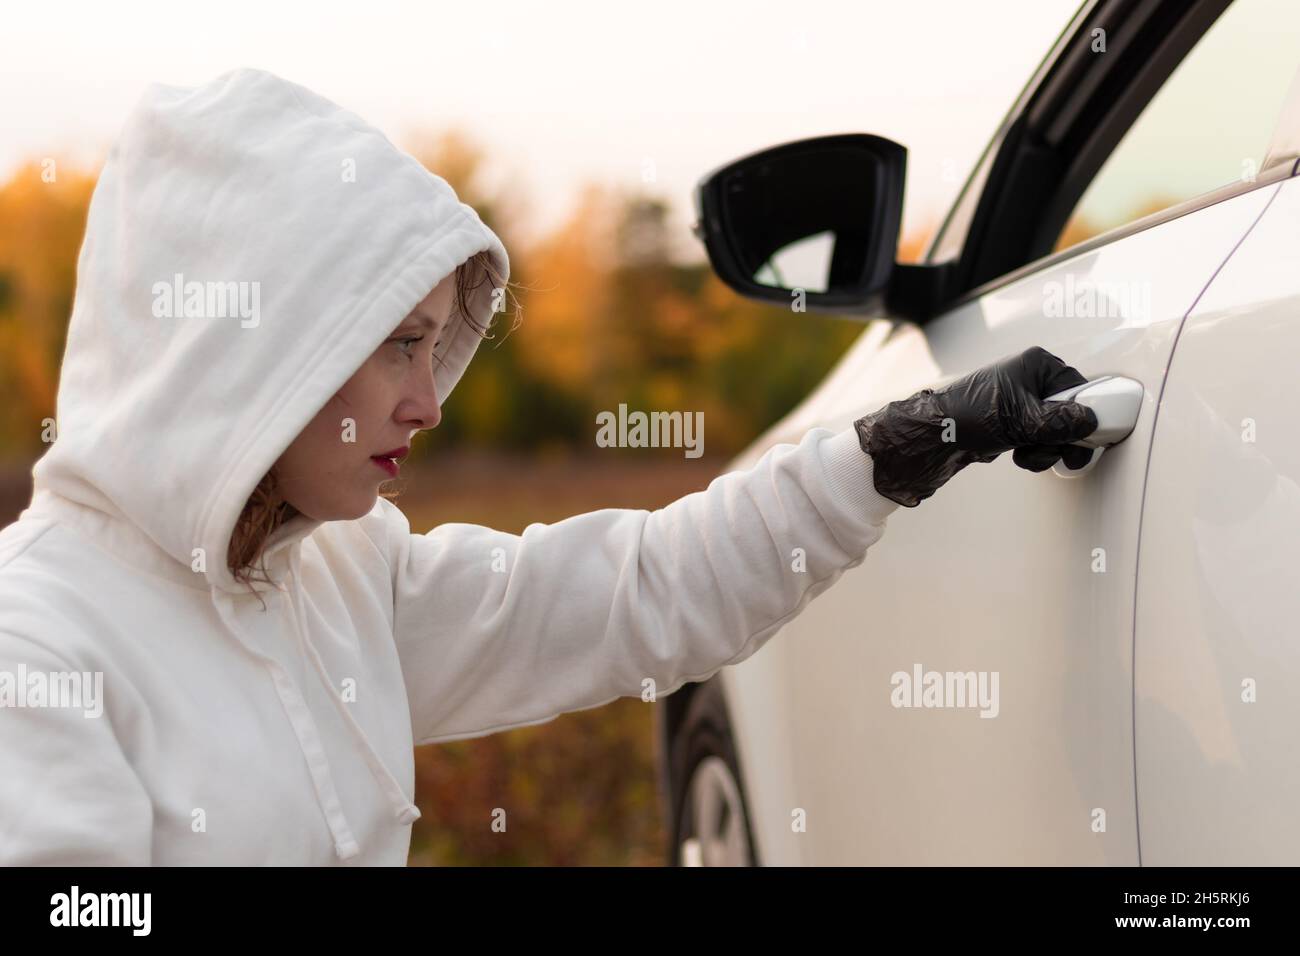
693, 133, 907, 314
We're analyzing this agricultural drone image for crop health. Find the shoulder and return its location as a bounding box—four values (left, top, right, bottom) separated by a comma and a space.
0, 514, 91, 601
0, 511, 58, 573
0, 517, 105, 667
308, 497, 411, 571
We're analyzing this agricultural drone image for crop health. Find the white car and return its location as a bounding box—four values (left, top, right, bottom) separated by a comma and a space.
660, 0, 1300, 865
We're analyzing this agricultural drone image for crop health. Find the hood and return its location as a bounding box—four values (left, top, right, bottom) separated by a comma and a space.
31, 67, 509, 594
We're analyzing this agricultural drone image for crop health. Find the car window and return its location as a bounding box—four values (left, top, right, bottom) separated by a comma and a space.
1054, 0, 1300, 254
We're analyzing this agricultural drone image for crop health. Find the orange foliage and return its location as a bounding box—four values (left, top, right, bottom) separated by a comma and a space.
0, 161, 96, 457
511, 184, 617, 392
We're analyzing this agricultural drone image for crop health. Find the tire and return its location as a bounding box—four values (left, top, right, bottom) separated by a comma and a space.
667, 678, 760, 867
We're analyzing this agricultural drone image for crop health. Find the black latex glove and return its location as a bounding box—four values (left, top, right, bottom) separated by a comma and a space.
853, 346, 1100, 508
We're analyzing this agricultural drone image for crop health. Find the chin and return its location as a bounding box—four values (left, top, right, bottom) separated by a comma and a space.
339, 494, 380, 521
303, 492, 378, 523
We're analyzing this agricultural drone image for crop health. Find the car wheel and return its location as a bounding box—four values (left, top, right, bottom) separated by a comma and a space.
668, 678, 759, 866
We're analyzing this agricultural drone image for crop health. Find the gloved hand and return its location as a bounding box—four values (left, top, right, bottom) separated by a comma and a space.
853, 346, 1100, 508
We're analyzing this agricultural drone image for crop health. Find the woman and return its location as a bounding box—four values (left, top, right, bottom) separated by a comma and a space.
0, 69, 1097, 865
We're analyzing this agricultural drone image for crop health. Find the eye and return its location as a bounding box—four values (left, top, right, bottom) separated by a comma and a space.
393, 335, 423, 357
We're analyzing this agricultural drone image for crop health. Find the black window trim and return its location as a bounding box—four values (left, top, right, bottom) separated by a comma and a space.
891, 0, 1280, 324
924, 0, 1101, 266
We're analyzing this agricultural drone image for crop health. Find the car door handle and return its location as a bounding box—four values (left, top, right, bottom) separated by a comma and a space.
1042, 375, 1144, 476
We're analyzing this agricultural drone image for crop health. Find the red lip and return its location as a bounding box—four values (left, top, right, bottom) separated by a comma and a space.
370, 446, 409, 478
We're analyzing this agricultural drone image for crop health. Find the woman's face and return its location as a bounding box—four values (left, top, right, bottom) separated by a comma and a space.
273, 274, 456, 521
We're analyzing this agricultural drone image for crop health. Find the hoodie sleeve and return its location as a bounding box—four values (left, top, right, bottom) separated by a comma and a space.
0, 632, 154, 865
383, 425, 900, 745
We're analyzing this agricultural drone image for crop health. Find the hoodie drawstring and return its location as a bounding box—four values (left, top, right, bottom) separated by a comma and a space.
208, 552, 420, 862
286, 550, 422, 829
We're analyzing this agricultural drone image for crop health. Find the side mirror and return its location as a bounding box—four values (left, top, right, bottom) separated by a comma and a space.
692, 133, 906, 314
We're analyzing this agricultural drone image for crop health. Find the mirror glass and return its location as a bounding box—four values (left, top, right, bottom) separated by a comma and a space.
719, 145, 878, 295
753, 230, 835, 292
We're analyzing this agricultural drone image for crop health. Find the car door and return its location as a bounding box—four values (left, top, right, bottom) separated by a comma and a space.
1134, 167, 1300, 865
717, 0, 1300, 865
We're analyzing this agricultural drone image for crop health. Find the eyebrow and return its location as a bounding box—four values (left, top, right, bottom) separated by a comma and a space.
402, 313, 442, 333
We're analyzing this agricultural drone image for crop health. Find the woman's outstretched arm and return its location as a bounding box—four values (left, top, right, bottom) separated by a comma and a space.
379, 346, 1100, 746
379, 425, 899, 746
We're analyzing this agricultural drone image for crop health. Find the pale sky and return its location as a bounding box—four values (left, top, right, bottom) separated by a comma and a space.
2, 0, 1085, 257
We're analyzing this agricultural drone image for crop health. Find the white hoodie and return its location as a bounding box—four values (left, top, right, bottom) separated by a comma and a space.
0, 68, 900, 865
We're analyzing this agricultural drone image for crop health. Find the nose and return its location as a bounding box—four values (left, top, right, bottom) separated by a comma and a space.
402, 371, 442, 432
